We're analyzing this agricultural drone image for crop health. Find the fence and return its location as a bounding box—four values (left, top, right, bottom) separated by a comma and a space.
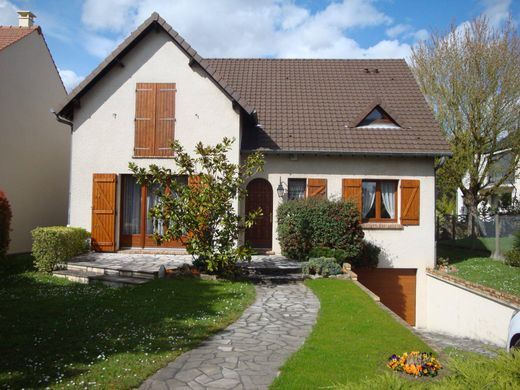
436, 213, 520, 259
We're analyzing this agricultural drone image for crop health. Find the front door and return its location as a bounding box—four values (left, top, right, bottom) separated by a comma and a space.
245, 178, 273, 249
120, 175, 186, 248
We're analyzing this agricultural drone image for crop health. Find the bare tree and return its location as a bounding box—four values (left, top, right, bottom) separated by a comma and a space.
411, 17, 520, 234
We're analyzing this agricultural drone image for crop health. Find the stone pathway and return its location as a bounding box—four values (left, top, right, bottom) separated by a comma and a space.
414, 330, 501, 357
139, 283, 319, 390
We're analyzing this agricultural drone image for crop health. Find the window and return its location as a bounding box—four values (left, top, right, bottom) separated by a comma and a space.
362, 180, 397, 222
358, 106, 399, 128
288, 179, 306, 200
134, 82, 176, 157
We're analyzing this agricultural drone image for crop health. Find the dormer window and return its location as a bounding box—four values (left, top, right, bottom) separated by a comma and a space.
357, 106, 399, 128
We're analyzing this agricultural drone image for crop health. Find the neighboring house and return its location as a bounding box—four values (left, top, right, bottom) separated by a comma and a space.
0, 11, 69, 254
55, 13, 450, 327
456, 136, 520, 215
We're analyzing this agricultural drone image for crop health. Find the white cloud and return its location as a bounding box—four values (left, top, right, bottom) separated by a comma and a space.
482, 0, 511, 27
0, 0, 18, 25
79, 0, 409, 59
386, 24, 412, 38
83, 33, 120, 59
59, 68, 84, 92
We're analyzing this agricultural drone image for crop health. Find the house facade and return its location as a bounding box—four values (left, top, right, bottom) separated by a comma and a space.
0, 11, 69, 253
55, 13, 450, 327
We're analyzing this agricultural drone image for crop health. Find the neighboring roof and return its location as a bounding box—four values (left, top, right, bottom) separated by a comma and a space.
56, 12, 450, 157
207, 58, 451, 156
0, 26, 38, 51
55, 12, 254, 118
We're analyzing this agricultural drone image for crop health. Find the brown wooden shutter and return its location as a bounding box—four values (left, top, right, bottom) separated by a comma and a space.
307, 178, 327, 198
188, 175, 201, 188
134, 83, 155, 157
342, 179, 362, 217
155, 83, 176, 156
91, 174, 117, 252
400, 179, 420, 225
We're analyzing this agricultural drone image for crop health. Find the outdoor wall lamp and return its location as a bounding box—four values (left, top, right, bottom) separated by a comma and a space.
276, 177, 285, 198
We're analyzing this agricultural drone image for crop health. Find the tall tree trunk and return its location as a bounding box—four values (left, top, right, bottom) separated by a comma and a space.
463, 195, 479, 237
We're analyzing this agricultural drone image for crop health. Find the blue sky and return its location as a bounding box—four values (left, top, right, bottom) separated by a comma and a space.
1, 0, 518, 91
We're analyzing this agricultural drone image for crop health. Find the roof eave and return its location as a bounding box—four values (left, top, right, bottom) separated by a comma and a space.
241, 149, 453, 158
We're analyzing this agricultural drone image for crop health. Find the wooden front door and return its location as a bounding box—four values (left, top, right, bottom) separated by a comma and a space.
91, 174, 117, 252
245, 178, 273, 249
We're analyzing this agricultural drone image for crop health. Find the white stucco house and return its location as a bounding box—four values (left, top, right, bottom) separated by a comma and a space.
0, 11, 69, 254
54, 13, 450, 327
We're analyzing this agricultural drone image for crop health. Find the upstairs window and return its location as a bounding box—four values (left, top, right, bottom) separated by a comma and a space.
134, 82, 176, 157
357, 106, 399, 128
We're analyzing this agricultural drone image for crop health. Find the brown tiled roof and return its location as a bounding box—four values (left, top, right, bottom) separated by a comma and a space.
0, 26, 38, 51
56, 12, 450, 157
207, 58, 450, 156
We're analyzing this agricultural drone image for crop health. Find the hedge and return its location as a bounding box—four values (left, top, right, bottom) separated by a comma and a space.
31, 227, 90, 272
0, 191, 12, 257
277, 198, 364, 260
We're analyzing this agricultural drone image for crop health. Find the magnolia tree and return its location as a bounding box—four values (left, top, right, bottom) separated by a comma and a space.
411, 17, 520, 234
129, 137, 264, 272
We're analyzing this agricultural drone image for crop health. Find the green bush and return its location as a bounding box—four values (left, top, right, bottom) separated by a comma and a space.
31, 227, 90, 272
309, 247, 349, 265
505, 247, 520, 267
351, 241, 381, 268
277, 198, 364, 260
302, 257, 342, 276
0, 191, 12, 258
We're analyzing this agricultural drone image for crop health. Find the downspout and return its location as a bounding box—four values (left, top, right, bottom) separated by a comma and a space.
51, 109, 74, 226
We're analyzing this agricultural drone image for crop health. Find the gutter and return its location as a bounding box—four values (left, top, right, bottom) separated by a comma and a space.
51, 109, 73, 128
241, 149, 453, 158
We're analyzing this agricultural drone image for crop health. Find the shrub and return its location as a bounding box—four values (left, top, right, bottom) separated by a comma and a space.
277, 198, 364, 260
351, 241, 381, 268
309, 247, 349, 265
505, 248, 520, 267
302, 257, 342, 276
0, 191, 12, 258
32, 227, 90, 272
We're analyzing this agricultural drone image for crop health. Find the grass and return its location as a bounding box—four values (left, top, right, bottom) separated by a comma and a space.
0, 254, 255, 389
439, 236, 515, 254
336, 349, 520, 389
437, 243, 520, 297
270, 279, 432, 389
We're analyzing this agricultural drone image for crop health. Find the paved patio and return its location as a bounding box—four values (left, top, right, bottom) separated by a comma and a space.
68, 252, 301, 274
140, 283, 319, 390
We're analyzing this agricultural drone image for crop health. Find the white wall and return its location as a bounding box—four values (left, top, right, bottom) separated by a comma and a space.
0, 30, 69, 253
245, 154, 436, 327
426, 273, 517, 346
69, 30, 240, 246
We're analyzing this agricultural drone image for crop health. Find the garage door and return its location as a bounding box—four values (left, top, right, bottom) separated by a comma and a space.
354, 268, 417, 326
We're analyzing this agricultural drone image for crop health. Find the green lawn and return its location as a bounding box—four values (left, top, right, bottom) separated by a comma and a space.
0, 254, 255, 389
270, 279, 432, 389
439, 236, 515, 255
437, 244, 520, 297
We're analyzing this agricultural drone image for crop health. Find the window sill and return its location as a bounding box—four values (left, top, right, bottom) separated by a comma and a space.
361, 222, 403, 230
132, 156, 174, 159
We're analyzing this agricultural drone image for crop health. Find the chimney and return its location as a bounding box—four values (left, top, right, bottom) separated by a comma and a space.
17, 10, 36, 28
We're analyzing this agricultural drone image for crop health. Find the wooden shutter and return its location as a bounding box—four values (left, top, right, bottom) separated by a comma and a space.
188, 175, 201, 188
91, 174, 117, 252
307, 178, 327, 198
134, 83, 155, 157
342, 179, 362, 217
400, 180, 420, 225
155, 83, 176, 156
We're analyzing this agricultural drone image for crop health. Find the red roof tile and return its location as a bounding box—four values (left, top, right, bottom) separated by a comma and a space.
0, 26, 38, 51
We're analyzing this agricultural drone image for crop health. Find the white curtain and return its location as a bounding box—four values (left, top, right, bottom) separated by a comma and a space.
381, 182, 396, 219
123, 176, 141, 235
146, 183, 164, 235
362, 182, 376, 218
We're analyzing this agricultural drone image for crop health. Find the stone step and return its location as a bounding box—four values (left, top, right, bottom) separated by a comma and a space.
248, 273, 305, 284
66, 263, 157, 280
89, 274, 151, 288
250, 266, 302, 275
53, 269, 152, 287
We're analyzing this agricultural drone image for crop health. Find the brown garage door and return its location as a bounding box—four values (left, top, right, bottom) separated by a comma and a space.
354, 268, 417, 326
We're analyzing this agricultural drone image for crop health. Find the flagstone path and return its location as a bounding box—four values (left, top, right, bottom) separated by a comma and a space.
139, 283, 319, 390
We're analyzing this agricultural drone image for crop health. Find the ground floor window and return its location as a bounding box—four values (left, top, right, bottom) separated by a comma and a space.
362, 180, 397, 222
288, 178, 306, 200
